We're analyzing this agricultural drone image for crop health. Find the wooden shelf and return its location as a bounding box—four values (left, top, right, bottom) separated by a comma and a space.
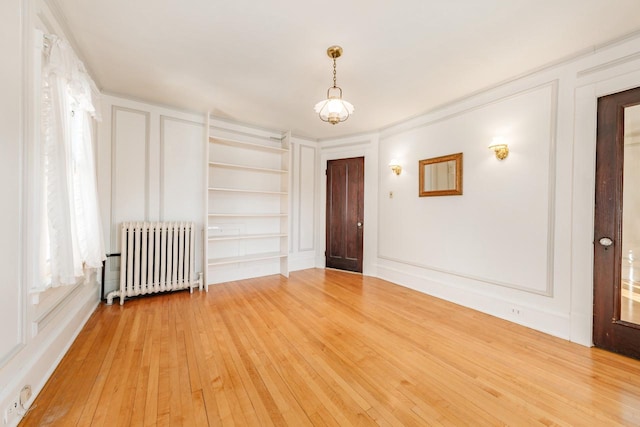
209, 161, 287, 174
207, 233, 288, 241
209, 137, 288, 153
208, 252, 287, 266
208, 187, 287, 195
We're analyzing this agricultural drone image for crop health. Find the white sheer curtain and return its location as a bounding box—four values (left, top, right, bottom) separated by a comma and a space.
37, 33, 105, 290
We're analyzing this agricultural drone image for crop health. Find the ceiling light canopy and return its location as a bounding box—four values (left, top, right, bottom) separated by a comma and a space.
314, 45, 354, 125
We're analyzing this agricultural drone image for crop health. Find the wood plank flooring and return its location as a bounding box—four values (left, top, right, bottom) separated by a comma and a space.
20, 268, 640, 426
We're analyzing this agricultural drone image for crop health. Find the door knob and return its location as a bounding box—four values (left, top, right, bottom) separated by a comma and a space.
357, 222, 363, 228
599, 237, 613, 248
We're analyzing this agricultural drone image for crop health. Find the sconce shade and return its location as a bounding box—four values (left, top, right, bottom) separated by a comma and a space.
489, 143, 509, 160
388, 159, 402, 175
489, 137, 509, 160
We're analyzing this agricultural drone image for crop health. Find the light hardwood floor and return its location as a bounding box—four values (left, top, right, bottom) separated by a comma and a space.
20, 269, 640, 426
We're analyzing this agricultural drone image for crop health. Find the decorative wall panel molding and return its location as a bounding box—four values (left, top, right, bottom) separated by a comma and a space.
298, 144, 316, 252
110, 106, 150, 252
378, 81, 558, 296
159, 115, 205, 221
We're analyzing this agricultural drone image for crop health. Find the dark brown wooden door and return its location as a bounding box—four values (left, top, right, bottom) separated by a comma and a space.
326, 157, 364, 273
593, 86, 640, 359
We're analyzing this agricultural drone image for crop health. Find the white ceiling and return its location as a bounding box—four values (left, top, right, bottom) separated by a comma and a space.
55, 0, 640, 140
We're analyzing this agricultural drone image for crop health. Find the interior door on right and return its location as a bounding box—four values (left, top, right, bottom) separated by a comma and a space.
593, 86, 640, 360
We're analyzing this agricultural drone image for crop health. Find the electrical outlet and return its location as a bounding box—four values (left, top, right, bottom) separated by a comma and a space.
3, 400, 18, 424
511, 307, 521, 315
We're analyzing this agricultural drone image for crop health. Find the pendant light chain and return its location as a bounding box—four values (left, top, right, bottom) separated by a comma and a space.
314, 45, 354, 125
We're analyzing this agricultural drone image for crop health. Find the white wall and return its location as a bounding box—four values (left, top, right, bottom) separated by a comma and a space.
0, 0, 24, 374
347, 33, 640, 346
97, 100, 320, 290
290, 136, 319, 271
0, 1, 102, 426
374, 80, 568, 335
97, 95, 207, 295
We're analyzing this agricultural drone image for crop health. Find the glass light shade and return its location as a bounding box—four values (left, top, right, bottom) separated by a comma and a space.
314, 47, 354, 125
314, 95, 354, 125
488, 137, 509, 160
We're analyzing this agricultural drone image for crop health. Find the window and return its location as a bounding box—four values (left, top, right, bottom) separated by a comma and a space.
36, 33, 104, 291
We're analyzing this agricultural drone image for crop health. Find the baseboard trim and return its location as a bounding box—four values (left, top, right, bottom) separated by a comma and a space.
376, 263, 573, 343
1, 284, 99, 427
289, 251, 316, 272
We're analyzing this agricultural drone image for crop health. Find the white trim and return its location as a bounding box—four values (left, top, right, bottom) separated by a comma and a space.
31, 283, 82, 336
289, 251, 316, 272
577, 51, 640, 79
376, 263, 572, 341
2, 285, 98, 427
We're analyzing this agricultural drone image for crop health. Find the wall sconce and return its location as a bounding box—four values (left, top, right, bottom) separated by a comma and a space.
488, 138, 509, 160
389, 160, 402, 175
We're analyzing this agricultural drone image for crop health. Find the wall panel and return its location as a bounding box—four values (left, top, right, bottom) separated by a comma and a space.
160, 115, 205, 272
298, 145, 316, 251
111, 106, 149, 248
99, 96, 206, 294
378, 83, 556, 295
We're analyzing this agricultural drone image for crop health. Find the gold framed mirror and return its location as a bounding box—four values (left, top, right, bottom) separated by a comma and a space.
418, 152, 463, 197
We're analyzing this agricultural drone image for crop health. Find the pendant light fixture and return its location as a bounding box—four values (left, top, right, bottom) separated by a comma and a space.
314, 45, 354, 125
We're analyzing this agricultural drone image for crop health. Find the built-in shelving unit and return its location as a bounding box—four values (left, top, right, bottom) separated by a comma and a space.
203, 121, 290, 287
